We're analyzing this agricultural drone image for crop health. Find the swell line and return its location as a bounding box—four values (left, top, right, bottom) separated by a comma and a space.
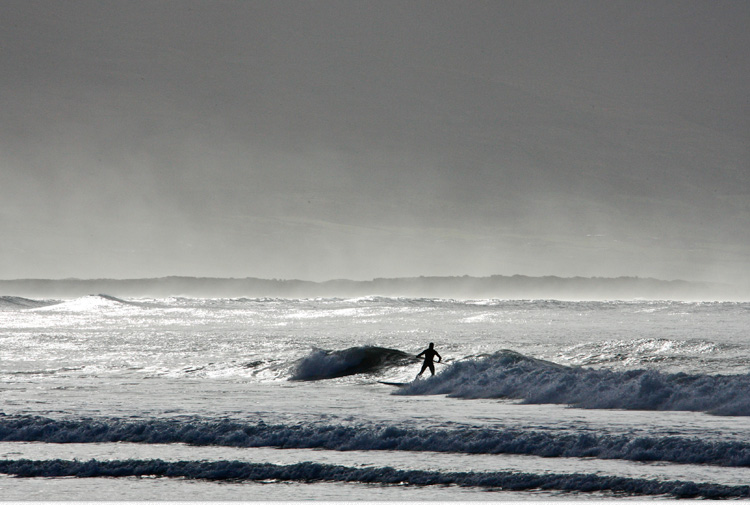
2, 416, 750, 467
0, 458, 747, 499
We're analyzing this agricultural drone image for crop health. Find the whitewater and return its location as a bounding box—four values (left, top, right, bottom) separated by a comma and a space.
1, 295, 749, 500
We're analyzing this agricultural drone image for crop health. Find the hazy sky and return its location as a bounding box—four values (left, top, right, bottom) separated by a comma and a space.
1, 0, 748, 284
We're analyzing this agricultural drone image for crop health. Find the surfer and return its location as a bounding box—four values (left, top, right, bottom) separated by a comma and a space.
416, 342, 441, 378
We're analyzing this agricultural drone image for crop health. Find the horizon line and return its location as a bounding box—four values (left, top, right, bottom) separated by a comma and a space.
0, 274, 724, 286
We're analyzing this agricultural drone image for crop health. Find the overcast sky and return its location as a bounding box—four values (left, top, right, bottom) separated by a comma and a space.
1, 0, 748, 284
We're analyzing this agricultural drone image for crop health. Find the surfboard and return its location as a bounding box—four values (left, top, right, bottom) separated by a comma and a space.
377, 381, 410, 387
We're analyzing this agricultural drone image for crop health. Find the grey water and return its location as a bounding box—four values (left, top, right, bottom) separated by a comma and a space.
1, 295, 749, 499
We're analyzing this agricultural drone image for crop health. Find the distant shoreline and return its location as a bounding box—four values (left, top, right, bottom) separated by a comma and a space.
0, 275, 744, 301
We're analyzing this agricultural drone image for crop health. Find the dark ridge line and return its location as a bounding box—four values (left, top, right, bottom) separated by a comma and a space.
0, 458, 747, 498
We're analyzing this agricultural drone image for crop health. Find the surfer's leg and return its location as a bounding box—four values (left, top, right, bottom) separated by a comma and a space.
428, 363, 435, 375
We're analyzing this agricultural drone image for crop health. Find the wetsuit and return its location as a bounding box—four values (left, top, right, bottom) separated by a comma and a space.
416, 346, 441, 377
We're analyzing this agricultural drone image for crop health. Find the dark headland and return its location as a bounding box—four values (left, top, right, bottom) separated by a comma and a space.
0, 275, 744, 301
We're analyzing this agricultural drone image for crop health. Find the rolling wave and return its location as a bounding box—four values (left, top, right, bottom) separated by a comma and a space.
290, 346, 417, 380
2, 416, 749, 467
398, 350, 750, 415
0, 296, 58, 310
0, 458, 746, 498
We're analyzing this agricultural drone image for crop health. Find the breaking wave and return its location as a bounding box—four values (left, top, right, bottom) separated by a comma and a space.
30, 294, 134, 312
398, 350, 750, 416
290, 346, 417, 380
3, 416, 750, 467
0, 458, 746, 498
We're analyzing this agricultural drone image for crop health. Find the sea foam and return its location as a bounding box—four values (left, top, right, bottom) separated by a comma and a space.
398, 350, 750, 415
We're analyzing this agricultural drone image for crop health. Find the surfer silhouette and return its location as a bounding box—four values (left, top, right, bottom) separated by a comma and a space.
416, 342, 441, 378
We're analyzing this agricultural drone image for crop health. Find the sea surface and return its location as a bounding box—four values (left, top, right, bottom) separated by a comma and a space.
1, 294, 749, 500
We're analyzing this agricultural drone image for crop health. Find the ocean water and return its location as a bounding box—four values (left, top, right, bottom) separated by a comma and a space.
1, 294, 749, 500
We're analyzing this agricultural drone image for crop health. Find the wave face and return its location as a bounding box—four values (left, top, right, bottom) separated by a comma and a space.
3, 416, 750, 467
397, 350, 750, 416
0, 458, 747, 499
290, 346, 416, 380
0, 296, 58, 310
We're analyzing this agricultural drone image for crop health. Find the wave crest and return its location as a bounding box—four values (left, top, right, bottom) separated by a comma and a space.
0, 458, 747, 498
290, 346, 416, 380
0, 296, 58, 310
398, 350, 750, 415
3, 416, 750, 467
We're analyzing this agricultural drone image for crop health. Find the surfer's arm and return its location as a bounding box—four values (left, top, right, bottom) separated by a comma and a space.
436, 351, 442, 362
416, 350, 425, 358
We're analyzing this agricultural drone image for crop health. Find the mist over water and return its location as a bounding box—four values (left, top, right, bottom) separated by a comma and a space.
1, 1, 748, 284
1, 274, 746, 301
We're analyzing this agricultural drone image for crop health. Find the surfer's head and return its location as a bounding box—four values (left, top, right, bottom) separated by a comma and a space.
429, 342, 434, 348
